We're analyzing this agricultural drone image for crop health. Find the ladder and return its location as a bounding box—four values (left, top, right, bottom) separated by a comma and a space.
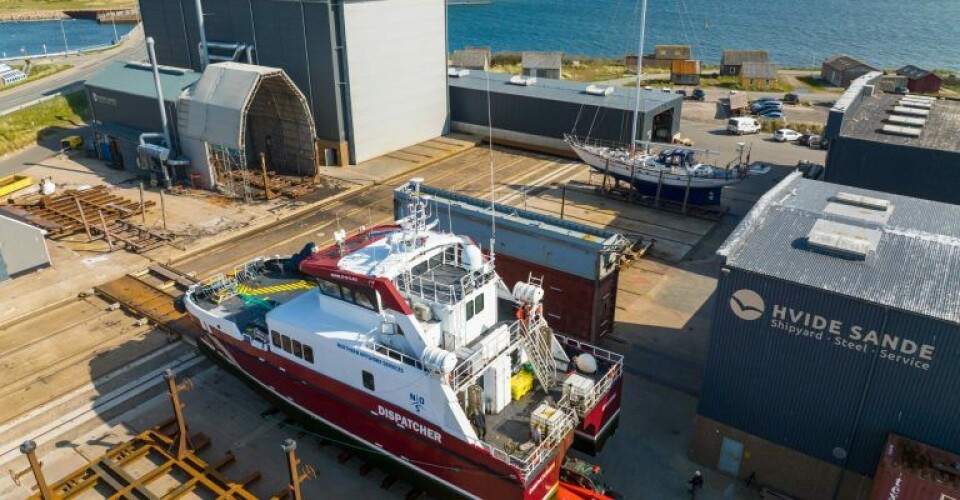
521, 318, 558, 391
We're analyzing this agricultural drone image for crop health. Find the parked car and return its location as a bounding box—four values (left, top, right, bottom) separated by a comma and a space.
798, 134, 822, 147
727, 117, 761, 135
752, 101, 784, 113
894, 86, 910, 95
691, 88, 706, 101
752, 97, 779, 104
783, 93, 801, 105
774, 129, 802, 142
676, 89, 688, 98
662, 87, 672, 93
760, 110, 785, 120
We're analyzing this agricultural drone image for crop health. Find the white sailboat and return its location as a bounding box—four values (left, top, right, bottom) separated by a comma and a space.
564, 0, 768, 192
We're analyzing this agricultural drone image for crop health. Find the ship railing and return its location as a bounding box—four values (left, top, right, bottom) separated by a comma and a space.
360, 337, 427, 372
555, 333, 624, 416
449, 321, 523, 392
476, 398, 578, 479
194, 273, 240, 304
563, 134, 629, 151
396, 259, 493, 306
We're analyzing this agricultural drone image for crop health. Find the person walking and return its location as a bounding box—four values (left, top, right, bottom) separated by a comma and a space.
470, 411, 486, 440
688, 470, 704, 497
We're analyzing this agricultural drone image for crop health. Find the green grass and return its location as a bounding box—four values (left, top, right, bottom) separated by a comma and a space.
0, 0, 135, 11
0, 63, 72, 92
796, 75, 834, 90
0, 90, 88, 157
488, 57, 630, 83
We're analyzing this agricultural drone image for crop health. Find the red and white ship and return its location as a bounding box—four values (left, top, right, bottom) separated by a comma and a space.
183, 179, 623, 499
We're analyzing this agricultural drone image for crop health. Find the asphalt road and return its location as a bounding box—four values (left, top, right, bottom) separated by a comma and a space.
0, 26, 146, 115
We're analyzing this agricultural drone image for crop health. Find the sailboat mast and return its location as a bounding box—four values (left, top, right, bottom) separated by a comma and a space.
629, 0, 649, 152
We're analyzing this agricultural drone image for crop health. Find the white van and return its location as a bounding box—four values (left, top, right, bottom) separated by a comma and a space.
727, 117, 761, 135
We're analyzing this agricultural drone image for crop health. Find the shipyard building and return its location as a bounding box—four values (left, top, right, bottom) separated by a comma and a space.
448, 71, 681, 157
695, 172, 960, 499
825, 91, 960, 204
139, 0, 449, 165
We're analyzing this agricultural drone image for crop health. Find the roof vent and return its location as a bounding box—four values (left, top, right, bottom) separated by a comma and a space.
899, 98, 932, 110
880, 124, 922, 137
508, 75, 536, 86
831, 192, 891, 211
806, 219, 880, 261
891, 106, 930, 117
447, 68, 470, 77
585, 84, 615, 96
886, 115, 926, 127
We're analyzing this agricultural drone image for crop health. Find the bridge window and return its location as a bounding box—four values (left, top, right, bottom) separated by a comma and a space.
271, 330, 281, 348
465, 300, 475, 320
281, 335, 292, 353
362, 370, 375, 391
474, 293, 484, 314
318, 279, 340, 298
292, 339, 303, 358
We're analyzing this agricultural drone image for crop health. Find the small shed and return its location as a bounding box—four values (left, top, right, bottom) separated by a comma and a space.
727, 92, 749, 116
670, 59, 701, 85
821, 55, 879, 88
655, 44, 691, 61
896, 65, 942, 94
720, 50, 768, 76
450, 48, 490, 71
738, 62, 778, 89
0, 212, 50, 282
521, 51, 563, 80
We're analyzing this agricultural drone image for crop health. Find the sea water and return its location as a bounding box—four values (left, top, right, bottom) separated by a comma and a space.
0, 19, 135, 59
448, 0, 960, 70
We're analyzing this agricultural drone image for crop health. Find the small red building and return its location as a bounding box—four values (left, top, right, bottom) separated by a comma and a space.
896, 65, 942, 94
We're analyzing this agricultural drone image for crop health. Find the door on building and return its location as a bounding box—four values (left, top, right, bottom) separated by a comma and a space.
718, 437, 744, 476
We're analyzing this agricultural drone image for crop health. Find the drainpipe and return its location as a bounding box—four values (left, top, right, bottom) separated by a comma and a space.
146, 37, 173, 188
194, 0, 209, 69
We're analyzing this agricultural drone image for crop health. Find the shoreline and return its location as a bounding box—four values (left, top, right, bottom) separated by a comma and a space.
0, 8, 139, 23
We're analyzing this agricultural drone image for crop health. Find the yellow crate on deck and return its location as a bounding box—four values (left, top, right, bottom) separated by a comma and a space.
510, 370, 534, 400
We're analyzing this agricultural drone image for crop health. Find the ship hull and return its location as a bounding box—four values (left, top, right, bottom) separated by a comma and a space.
197, 330, 568, 500
594, 166, 723, 205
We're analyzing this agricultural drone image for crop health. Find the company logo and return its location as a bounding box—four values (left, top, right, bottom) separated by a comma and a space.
409, 392, 425, 413
729, 289, 765, 320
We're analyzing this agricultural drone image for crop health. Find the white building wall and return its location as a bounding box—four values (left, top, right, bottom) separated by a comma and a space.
343, 0, 449, 163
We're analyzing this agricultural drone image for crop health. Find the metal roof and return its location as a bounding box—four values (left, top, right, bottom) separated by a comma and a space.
740, 62, 778, 79
838, 93, 960, 153
719, 171, 960, 324
521, 51, 563, 70
447, 70, 681, 113
896, 64, 938, 81
823, 55, 878, 73
720, 50, 768, 66
85, 61, 200, 102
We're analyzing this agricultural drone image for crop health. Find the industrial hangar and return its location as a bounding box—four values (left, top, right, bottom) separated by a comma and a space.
448, 71, 682, 157
695, 171, 960, 499
138, 0, 450, 165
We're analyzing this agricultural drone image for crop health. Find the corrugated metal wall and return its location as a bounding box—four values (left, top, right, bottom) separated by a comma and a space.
140, 0, 346, 145
699, 266, 960, 476
449, 85, 680, 146
825, 137, 960, 204
87, 87, 183, 149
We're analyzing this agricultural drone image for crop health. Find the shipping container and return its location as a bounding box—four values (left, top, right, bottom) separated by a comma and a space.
697, 172, 960, 481
869, 434, 960, 500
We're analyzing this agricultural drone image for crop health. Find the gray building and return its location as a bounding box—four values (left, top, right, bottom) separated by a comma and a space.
738, 62, 778, 89
85, 61, 200, 170
139, 0, 449, 165
823, 70, 882, 142
720, 50, 768, 76
821, 55, 879, 88
695, 172, 960, 499
450, 48, 490, 71
825, 93, 960, 204
521, 51, 563, 80
0, 213, 50, 282
448, 71, 682, 156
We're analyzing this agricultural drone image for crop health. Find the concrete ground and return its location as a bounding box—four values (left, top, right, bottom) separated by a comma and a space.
0, 118, 824, 499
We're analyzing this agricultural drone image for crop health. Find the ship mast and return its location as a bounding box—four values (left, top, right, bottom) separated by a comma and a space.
629, 0, 649, 154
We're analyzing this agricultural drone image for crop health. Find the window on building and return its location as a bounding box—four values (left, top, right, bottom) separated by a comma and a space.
281, 335, 292, 353
292, 339, 303, 358
465, 300, 475, 320
303, 345, 314, 363
362, 370, 375, 391
474, 293, 485, 315
271, 330, 282, 348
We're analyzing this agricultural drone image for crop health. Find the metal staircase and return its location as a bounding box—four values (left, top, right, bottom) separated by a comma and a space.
521, 318, 559, 390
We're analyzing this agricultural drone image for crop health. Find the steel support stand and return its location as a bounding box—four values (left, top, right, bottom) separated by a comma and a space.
20, 441, 57, 500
